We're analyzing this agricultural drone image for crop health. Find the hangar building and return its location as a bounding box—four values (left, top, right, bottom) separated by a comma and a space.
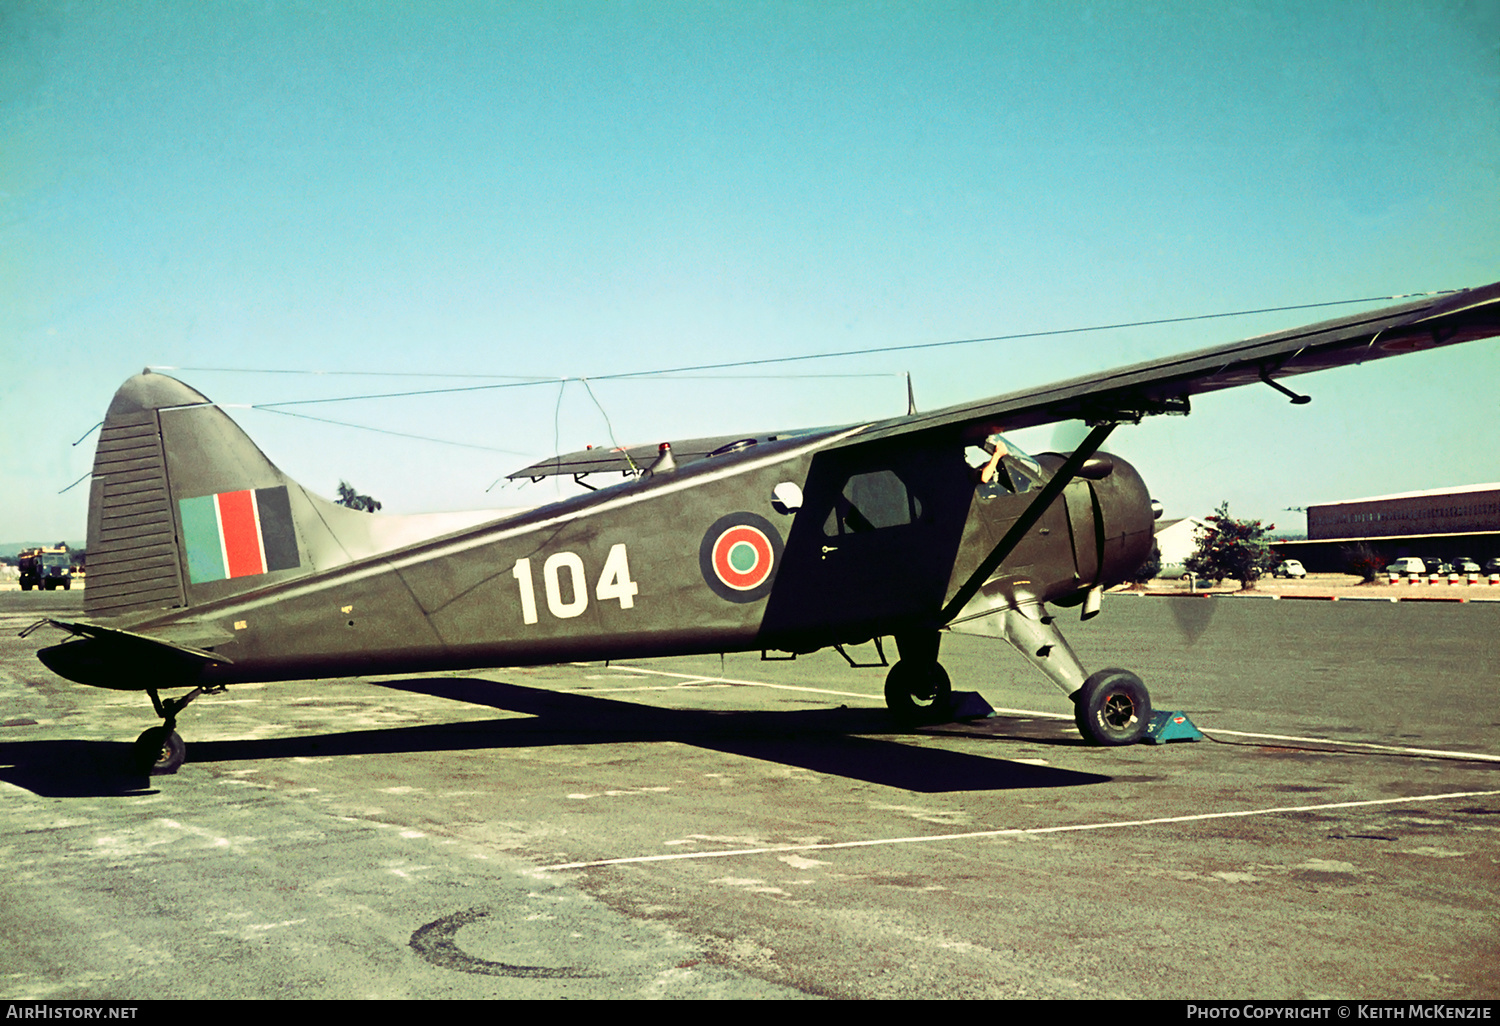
1277, 483, 1500, 572
1152, 517, 1209, 578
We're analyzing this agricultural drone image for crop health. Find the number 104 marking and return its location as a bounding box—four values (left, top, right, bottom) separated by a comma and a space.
511, 543, 638, 625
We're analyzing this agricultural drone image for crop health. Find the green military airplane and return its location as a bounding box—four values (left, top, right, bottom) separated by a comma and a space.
30, 282, 1500, 774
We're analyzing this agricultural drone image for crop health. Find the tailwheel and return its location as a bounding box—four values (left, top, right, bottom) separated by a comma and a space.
1073, 668, 1151, 746
884, 660, 952, 725
134, 725, 186, 775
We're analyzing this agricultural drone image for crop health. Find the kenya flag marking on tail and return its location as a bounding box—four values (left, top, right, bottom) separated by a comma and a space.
179, 486, 300, 584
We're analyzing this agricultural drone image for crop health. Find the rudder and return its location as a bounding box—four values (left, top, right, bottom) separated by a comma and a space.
85, 372, 315, 618
84, 370, 514, 620
85, 373, 196, 616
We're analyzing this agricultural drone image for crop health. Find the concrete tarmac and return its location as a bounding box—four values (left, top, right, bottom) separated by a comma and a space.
2, 591, 1497, 1000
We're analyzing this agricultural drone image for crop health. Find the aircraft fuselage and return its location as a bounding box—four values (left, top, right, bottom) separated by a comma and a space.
40, 421, 1153, 691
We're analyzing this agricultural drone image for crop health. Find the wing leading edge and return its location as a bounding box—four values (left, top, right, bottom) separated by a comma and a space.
509, 281, 1500, 478
856, 280, 1500, 444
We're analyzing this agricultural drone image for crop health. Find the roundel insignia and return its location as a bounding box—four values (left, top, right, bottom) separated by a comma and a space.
699, 512, 784, 603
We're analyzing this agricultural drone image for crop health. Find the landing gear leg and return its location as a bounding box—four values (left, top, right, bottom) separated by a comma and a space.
973, 602, 1153, 745
884, 630, 953, 725
134, 686, 216, 775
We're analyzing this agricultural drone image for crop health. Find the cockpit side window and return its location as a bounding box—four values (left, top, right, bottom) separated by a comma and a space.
822, 469, 924, 536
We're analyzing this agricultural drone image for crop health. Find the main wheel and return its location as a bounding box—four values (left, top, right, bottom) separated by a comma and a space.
134, 726, 186, 775
884, 660, 952, 724
1073, 668, 1151, 746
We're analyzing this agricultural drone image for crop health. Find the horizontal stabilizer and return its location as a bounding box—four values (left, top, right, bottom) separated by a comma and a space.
36, 619, 231, 691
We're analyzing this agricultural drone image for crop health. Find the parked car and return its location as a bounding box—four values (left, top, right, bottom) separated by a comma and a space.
1486, 557, 1500, 575
1273, 559, 1306, 578
1452, 558, 1481, 574
1385, 558, 1426, 577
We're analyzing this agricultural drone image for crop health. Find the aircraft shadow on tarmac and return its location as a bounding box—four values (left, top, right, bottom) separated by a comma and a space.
0, 675, 1110, 797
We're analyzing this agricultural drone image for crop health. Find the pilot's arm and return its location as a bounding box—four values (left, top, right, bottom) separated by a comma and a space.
978, 445, 1005, 484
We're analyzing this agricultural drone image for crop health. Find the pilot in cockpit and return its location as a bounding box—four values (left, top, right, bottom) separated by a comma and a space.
971, 431, 1040, 497
972, 431, 1008, 498
976, 440, 1005, 485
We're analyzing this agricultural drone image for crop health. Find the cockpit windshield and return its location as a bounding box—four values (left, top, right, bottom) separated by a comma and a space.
969, 432, 1042, 496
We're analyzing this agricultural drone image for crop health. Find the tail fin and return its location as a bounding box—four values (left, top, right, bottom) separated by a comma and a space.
85, 371, 506, 619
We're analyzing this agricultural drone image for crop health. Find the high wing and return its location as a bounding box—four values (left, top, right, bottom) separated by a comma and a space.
856, 281, 1500, 444
518, 282, 1500, 482
508, 429, 840, 483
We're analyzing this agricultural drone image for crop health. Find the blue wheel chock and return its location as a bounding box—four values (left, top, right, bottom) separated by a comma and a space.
948, 691, 995, 720
1144, 710, 1203, 744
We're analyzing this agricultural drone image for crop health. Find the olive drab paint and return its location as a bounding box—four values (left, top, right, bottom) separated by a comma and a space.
32, 281, 1500, 768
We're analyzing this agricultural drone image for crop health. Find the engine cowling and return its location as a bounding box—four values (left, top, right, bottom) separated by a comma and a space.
1085, 452, 1156, 590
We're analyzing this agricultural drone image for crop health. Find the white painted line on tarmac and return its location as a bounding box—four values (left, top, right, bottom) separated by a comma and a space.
1196, 727, 1500, 763
606, 666, 1500, 762
604, 664, 875, 700
987, 706, 1072, 721
541, 789, 1500, 872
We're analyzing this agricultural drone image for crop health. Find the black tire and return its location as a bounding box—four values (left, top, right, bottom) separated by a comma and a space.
134, 726, 187, 775
1073, 668, 1151, 746
884, 660, 952, 724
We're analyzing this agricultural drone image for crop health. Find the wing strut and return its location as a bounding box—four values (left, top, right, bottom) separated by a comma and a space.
938, 421, 1118, 625
1258, 365, 1311, 405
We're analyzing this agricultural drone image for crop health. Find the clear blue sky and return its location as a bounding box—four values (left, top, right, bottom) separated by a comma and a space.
3, 0, 1497, 543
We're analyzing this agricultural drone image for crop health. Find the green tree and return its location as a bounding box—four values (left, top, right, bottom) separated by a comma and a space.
335, 480, 382, 513
1342, 542, 1384, 584
1184, 502, 1276, 590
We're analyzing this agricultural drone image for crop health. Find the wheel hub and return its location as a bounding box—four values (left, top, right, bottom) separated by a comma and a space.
1101, 692, 1137, 728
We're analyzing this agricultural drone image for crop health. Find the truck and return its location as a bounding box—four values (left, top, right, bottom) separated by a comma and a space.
18, 546, 73, 591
